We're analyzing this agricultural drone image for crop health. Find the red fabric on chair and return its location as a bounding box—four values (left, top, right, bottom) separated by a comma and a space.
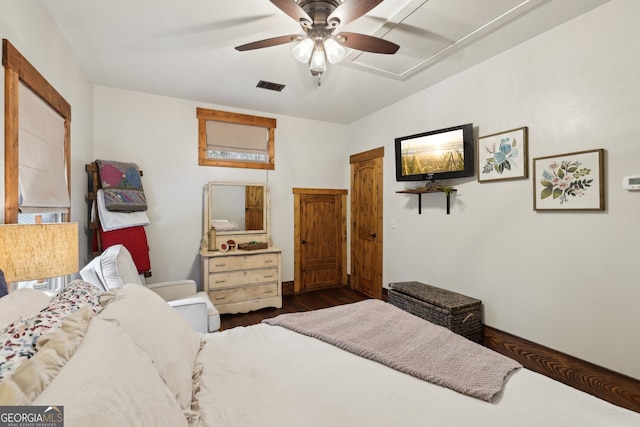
98, 226, 151, 274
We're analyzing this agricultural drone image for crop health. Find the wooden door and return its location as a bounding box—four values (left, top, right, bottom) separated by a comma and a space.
293, 188, 347, 293
350, 148, 383, 299
245, 185, 264, 231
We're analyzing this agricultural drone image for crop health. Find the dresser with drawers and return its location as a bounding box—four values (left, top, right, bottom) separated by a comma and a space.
201, 247, 282, 314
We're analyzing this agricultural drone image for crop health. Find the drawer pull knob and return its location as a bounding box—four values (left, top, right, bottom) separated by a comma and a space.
264, 259, 273, 264
214, 296, 226, 301
215, 280, 226, 284
264, 275, 274, 279
215, 263, 226, 267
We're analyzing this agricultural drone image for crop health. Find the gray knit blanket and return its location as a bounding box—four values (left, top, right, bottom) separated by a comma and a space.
262, 299, 521, 401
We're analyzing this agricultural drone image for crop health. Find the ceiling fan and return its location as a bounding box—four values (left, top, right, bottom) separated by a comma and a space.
235, 0, 399, 76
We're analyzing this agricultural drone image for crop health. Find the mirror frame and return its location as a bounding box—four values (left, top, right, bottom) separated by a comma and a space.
202, 182, 271, 250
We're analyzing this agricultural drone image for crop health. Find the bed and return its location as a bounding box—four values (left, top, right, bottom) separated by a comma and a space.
196, 300, 640, 426
1, 282, 638, 426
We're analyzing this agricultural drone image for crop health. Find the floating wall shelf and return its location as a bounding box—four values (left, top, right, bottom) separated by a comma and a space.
396, 188, 457, 215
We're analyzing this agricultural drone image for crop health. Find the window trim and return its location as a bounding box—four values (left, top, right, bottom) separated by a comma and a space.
197, 107, 275, 170
3, 39, 72, 224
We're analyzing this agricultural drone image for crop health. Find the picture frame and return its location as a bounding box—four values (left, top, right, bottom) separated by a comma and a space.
478, 126, 528, 182
533, 148, 604, 211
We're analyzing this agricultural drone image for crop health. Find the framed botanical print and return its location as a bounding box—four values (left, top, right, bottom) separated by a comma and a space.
478, 127, 528, 182
533, 149, 604, 211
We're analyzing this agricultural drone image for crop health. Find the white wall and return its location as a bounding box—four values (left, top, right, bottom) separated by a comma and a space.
348, 0, 640, 379
92, 86, 349, 286
0, 0, 94, 267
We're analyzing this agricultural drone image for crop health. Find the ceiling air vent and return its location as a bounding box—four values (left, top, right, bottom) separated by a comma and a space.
256, 80, 285, 92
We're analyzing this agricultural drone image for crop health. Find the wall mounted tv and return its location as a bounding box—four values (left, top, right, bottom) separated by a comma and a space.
395, 123, 475, 182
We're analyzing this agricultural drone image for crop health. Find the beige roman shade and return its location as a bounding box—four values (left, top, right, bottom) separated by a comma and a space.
18, 83, 70, 213
205, 120, 268, 160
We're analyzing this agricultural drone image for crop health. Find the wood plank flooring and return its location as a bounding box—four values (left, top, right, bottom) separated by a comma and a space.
219, 286, 371, 331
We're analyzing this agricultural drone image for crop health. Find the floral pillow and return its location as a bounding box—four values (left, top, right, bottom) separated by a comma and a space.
0, 280, 103, 381
50, 280, 103, 315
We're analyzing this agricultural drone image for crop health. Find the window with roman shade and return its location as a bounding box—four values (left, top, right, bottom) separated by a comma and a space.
197, 108, 276, 170
3, 38, 72, 224
205, 120, 269, 163
18, 83, 70, 214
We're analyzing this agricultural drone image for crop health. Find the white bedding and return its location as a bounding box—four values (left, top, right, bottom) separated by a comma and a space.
197, 324, 640, 427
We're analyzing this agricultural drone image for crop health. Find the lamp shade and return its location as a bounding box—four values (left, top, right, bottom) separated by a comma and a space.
0, 223, 78, 283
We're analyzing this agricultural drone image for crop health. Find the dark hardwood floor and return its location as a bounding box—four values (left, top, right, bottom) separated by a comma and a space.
219, 286, 372, 331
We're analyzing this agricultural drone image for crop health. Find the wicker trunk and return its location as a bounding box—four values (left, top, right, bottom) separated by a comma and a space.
389, 281, 483, 343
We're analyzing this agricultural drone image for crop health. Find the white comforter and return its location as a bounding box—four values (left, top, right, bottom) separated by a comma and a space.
197, 324, 640, 427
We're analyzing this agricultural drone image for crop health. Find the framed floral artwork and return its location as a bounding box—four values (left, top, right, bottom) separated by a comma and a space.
478, 127, 528, 182
533, 149, 604, 211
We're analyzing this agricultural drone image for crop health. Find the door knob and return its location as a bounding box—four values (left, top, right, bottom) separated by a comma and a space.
370, 233, 377, 238
301, 239, 306, 244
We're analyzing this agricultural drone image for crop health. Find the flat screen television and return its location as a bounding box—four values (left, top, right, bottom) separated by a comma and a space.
395, 123, 474, 182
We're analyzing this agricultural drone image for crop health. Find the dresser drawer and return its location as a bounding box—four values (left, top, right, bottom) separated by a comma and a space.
208, 268, 278, 289
208, 283, 278, 305
208, 252, 279, 273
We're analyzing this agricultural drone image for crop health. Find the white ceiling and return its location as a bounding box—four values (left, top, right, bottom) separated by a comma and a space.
42, 0, 609, 124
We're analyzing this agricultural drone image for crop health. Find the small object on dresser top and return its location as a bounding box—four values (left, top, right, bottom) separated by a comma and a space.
207, 227, 217, 251
238, 242, 268, 251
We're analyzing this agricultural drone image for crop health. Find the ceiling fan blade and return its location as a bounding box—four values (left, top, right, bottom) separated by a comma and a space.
328, 0, 383, 26
269, 0, 311, 25
235, 34, 301, 51
338, 32, 399, 54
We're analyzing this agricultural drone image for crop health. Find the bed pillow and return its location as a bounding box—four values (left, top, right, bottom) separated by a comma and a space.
49, 279, 103, 315
32, 316, 188, 427
98, 284, 204, 420
0, 280, 103, 381
0, 287, 51, 330
0, 305, 93, 404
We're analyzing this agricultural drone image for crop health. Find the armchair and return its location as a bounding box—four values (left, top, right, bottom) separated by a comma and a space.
80, 244, 219, 333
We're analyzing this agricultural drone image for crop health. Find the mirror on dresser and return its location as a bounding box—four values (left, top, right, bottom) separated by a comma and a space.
202, 182, 271, 250
201, 182, 282, 314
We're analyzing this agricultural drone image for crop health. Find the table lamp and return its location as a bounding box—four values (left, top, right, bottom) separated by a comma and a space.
0, 223, 78, 292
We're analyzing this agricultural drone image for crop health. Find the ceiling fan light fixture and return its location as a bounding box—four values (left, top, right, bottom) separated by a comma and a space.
323, 37, 346, 64
292, 37, 314, 63
236, 0, 400, 80
309, 44, 327, 73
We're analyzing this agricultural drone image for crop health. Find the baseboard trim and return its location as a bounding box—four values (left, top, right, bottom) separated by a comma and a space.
483, 325, 640, 413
